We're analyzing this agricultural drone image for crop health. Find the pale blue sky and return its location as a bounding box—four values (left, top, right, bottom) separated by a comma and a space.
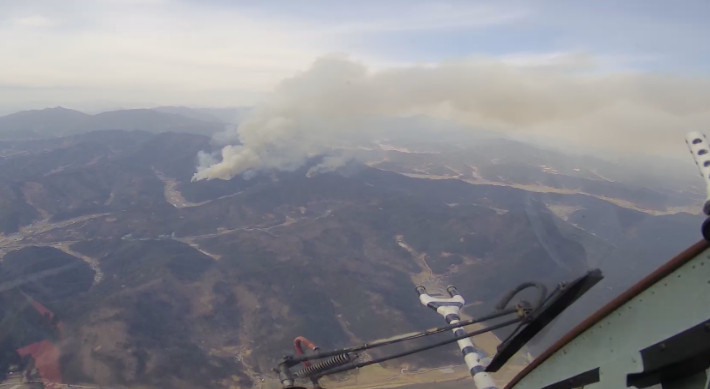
0, 0, 708, 112
233, 0, 710, 73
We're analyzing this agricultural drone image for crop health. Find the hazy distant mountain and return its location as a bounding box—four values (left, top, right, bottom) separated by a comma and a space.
151, 106, 225, 123
196, 106, 252, 124
91, 109, 224, 136
0, 107, 90, 139
152, 106, 252, 124
0, 107, 225, 140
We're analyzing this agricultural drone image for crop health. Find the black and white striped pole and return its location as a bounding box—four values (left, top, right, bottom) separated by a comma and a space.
416, 285, 497, 389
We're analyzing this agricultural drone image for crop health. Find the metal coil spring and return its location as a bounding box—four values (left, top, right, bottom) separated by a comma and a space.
294, 353, 353, 378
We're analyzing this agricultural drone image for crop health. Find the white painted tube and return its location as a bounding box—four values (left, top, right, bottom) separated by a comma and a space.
416, 286, 498, 389
685, 132, 710, 215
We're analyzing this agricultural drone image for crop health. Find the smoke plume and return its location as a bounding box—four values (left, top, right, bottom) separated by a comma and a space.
193, 54, 710, 181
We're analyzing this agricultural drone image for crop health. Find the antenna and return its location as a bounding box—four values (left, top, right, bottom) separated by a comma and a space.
684, 131, 710, 240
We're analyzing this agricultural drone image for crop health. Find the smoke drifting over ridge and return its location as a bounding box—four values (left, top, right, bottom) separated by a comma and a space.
193, 54, 710, 181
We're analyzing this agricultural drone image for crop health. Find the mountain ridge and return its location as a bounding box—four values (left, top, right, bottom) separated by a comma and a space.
0, 107, 225, 140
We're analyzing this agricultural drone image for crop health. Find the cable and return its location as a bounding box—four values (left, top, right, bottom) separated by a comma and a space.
287, 307, 518, 364
497, 283, 562, 349
294, 336, 319, 368
495, 282, 547, 312
314, 317, 522, 378
541, 283, 561, 306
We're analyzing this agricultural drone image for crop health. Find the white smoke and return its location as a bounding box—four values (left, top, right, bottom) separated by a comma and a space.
306, 155, 349, 178
193, 54, 710, 181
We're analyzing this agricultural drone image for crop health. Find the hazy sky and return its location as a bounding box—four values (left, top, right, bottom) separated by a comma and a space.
1, 0, 708, 114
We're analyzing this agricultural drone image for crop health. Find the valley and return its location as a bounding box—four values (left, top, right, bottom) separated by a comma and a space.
0, 126, 704, 389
